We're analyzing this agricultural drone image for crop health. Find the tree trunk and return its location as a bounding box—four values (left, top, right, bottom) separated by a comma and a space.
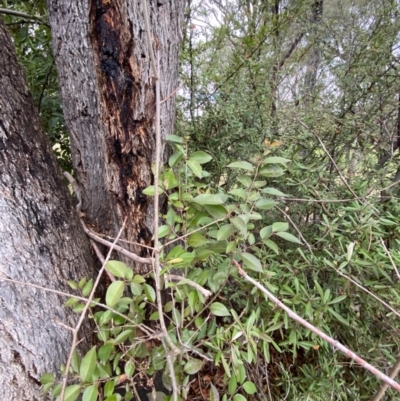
0, 18, 97, 400
48, 0, 185, 273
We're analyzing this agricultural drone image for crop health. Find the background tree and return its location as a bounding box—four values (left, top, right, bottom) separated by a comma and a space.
0, 18, 96, 400
48, 0, 184, 273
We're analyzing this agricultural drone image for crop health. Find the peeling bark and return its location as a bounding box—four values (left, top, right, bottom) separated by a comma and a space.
48, 0, 185, 273
0, 18, 97, 400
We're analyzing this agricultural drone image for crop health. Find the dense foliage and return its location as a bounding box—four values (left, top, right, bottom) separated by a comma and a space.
4, 0, 400, 400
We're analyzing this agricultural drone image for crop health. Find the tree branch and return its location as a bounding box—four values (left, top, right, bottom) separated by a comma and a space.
233, 260, 400, 393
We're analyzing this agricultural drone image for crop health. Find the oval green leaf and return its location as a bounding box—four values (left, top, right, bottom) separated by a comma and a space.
243, 381, 257, 395
184, 358, 203, 374
262, 187, 288, 197
272, 222, 289, 232
193, 194, 224, 205
82, 385, 99, 401
190, 151, 212, 164
227, 161, 254, 172
263, 156, 291, 165
187, 159, 203, 178
210, 302, 231, 316
64, 385, 81, 401
241, 252, 262, 272
144, 283, 156, 303
217, 224, 234, 241
105, 281, 125, 307
276, 232, 302, 244
105, 260, 128, 278
259, 165, 284, 177
80, 346, 97, 383
255, 198, 277, 210
166, 134, 184, 144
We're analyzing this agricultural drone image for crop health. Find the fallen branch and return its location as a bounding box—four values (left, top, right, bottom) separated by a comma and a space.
233, 260, 400, 393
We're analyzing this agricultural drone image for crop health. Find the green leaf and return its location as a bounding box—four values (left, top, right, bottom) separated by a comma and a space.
193, 194, 224, 205
105, 281, 125, 307
187, 159, 203, 178
217, 224, 234, 241
65, 297, 79, 307
104, 381, 115, 397
241, 252, 262, 272
263, 156, 291, 165
233, 394, 247, 401
40, 373, 55, 385
80, 346, 97, 382
157, 225, 170, 239
98, 344, 114, 363
169, 151, 184, 167
263, 239, 279, 254
190, 151, 212, 164
262, 187, 288, 197
230, 216, 247, 236
210, 302, 231, 316
125, 361, 135, 378
276, 232, 302, 244
63, 385, 81, 401
260, 225, 272, 239
255, 198, 277, 210
227, 161, 254, 171
132, 275, 146, 284
184, 358, 203, 374
142, 186, 162, 196
205, 205, 228, 219
130, 282, 142, 296
71, 350, 80, 373
237, 175, 253, 187
163, 169, 178, 190
82, 385, 98, 401
328, 295, 347, 305
328, 308, 350, 326
210, 383, 220, 401
347, 242, 355, 262
229, 188, 247, 199
144, 283, 156, 303
228, 374, 237, 395
166, 134, 184, 144
259, 165, 284, 177
78, 278, 87, 288
112, 329, 134, 345
188, 233, 209, 247
67, 281, 78, 290
105, 261, 128, 278
243, 381, 257, 395
272, 222, 289, 232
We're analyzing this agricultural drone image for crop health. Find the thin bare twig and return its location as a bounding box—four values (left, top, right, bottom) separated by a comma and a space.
276, 206, 313, 254
380, 238, 400, 282
233, 260, 400, 393
90, 240, 115, 282
371, 355, 400, 401
332, 267, 400, 320
140, 1, 180, 398
161, 86, 181, 104
0, 7, 48, 25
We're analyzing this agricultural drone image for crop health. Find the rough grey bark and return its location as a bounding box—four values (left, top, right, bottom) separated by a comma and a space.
48, 0, 185, 273
0, 18, 97, 400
